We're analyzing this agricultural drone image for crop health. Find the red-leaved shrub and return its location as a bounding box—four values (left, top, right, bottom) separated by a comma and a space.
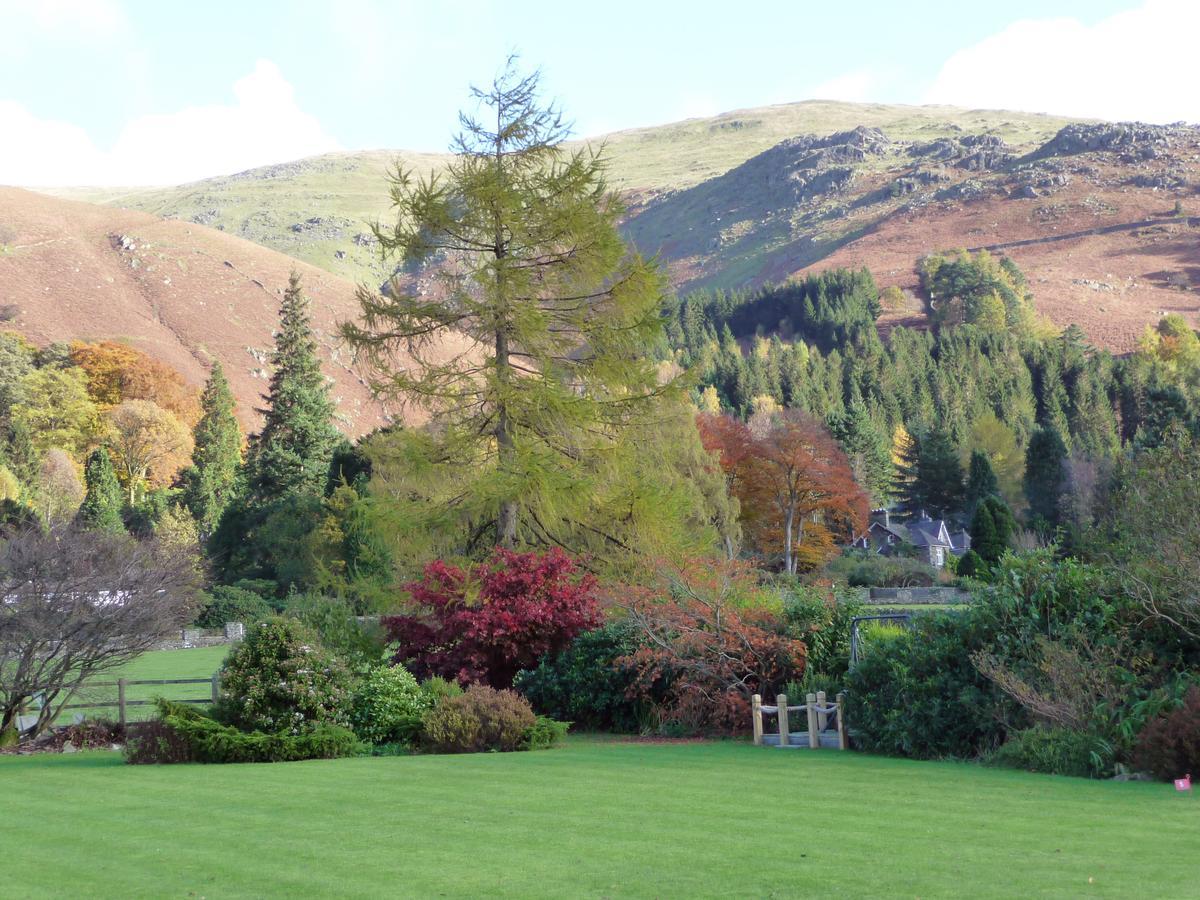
620, 560, 806, 735
1135, 686, 1200, 781
384, 548, 601, 688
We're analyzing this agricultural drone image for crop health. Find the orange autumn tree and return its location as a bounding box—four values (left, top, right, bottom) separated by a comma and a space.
700, 410, 868, 574
70, 341, 201, 426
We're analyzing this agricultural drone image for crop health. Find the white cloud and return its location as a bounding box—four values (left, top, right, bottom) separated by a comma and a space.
925, 0, 1200, 123
808, 70, 878, 103
0, 61, 341, 187
0, 0, 128, 59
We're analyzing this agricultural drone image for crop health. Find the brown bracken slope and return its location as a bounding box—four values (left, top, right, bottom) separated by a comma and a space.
0, 187, 460, 434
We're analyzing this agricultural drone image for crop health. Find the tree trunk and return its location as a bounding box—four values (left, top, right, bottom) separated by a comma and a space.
784, 506, 795, 575
494, 326, 517, 549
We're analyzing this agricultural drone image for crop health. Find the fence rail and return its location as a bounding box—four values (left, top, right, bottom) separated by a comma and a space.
60, 675, 220, 727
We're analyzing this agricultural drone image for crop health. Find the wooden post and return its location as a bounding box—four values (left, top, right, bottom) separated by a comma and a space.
836, 692, 849, 750
776, 693, 789, 747
752, 694, 763, 745
816, 690, 828, 733
117, 678, 127, 727
211, 673, 220, 704
806, 693, 819, 748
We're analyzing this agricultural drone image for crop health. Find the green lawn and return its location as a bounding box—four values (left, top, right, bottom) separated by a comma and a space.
61, 645, 231, 723
2, 739, 1196, 898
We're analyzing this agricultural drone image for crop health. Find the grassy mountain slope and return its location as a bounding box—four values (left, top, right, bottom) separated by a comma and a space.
49, 101, 1077, 287
0, 187, 467, 434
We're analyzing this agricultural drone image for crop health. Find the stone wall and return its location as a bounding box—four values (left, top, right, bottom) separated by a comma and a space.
867, 587, 971, 605
152, 622, 245, 651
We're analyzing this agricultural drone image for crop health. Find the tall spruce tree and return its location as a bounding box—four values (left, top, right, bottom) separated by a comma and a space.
970, 495, 1016, 564
248, 273, 340, 504
77, 447, 125, 534
342, 59, 709, 560
827, 401, 893, 506
964, 449, 1000, 516
183, 362, 243, 534
899, 431, 964, 518
1024, 426, 1068, 530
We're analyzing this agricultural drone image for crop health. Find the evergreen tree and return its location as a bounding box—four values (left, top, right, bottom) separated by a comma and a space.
899, 431, 964, 517
964, 450, 1000, 516
77, 447, 125, 534
247, 273, 340, 504
970, 495, 1015, 564
1024, 426, 1068, 530
957, 549, 985, 579
183, 362, 243, 534
827, 401, 893, 506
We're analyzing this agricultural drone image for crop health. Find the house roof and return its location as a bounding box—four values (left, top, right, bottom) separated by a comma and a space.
909, 518, 952, 548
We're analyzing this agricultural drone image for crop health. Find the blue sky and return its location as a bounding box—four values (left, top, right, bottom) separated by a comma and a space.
1, 0, 1195, 185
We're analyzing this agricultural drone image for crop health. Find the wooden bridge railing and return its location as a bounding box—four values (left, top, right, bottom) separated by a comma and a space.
751, 691, 848, 750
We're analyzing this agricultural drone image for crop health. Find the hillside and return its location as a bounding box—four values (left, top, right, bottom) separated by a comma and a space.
0, 187, 464, 435
41, 101, 1200, 352
49, 101, 1078, 288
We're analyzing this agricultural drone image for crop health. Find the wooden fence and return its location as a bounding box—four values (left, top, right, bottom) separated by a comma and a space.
751, 691, 848, 750
59, 675, 220, 727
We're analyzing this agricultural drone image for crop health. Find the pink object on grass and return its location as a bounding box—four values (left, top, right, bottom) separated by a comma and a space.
1174, 774, 1191, 792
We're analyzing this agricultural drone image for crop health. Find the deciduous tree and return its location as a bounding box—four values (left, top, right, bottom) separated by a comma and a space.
342, 59, 683, 555
12, 367, 101, 458
105, 400, 193, 504
0, 525, 198, 741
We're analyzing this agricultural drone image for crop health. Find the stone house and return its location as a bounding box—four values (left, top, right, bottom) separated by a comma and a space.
851, 509, 971, 568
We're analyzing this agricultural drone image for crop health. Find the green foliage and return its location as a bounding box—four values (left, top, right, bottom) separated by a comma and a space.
193, 585, 272, 630
341, 60, 715, 567
12, 365, 101, 458
825, 552, 939, 587
216, 617, 352, 734
898, 430, 963, 517
846, 609, 1018, 758
286, 593, 386, 668
421, 684, 538, 754
964, 450, 999, 515
1134, 686, 1200, 781
514, 623, 645, 733
149, 700, 360, 764
957, 549, 985, 580
1024, 427, 1067, 530
76, 447, 125, 534
0, 331, 35, 421
1101, 433, 1200, 642
524, 715, 569, 749
246, 274, 341, 505
419, 676, 463, 707
970, 496, 1016, 564
781, 585, 864, 677
919, 250, 1033, 333
349, 663, 430, 745
183, 363, 242, 535
827, 401, 893, 505
985, 726, 1112, 778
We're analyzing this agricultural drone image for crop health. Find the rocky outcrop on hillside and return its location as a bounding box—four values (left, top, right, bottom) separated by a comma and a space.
912, 134, 1014, 171
1033, 122, 1199, 161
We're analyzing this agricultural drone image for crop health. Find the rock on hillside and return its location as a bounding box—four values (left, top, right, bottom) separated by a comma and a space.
0, 187, 466, 435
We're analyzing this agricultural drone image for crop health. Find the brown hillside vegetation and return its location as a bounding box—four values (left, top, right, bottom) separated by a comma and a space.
800, 179, 1200, 353
0, 187, 460, 434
